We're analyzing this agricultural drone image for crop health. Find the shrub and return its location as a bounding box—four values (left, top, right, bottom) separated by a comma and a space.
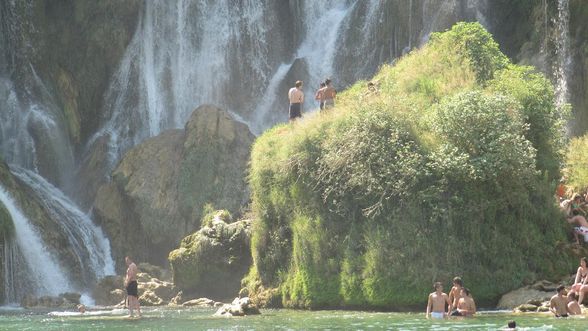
246, 22, 573, 309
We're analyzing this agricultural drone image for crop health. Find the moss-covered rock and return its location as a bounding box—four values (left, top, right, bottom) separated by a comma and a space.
247, 22, 574, 309
93, 105, 254, 267
169, 212, 252, 301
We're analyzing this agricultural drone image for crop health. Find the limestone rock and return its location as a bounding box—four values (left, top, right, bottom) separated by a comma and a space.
138, 276, 177, 302
92, 275, 125, 306
497, 286, 552, 310
514, 303, 539, 312
169, 291, 184, 306
168, 216, 252, 300
214, 297, 261, 317
139, 290, 164, 306
530, 280, 558, 292
21, 292, 82, 309
93, 105, 254, 266
182, 298, 216, 307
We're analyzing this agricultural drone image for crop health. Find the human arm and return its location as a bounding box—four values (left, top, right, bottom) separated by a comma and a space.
426, 294, 432, 316
575, 267, 582, 285
549, 297, 557, 316
445, 294, 451, 314
448, 288, 454, 309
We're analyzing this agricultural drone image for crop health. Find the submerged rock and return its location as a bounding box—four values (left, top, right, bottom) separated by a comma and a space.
93, 105, 254, 266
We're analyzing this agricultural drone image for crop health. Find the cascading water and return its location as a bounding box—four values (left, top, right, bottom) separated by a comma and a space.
553, 0, 570, 108
0, 0, 510, 305
252, 0, 357, 133
0, 185, 71, 302
0, 0, 115, 303
11, 168, 115, 279
95, 0, 273, 163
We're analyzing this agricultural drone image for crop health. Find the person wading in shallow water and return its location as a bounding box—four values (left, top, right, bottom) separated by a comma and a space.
426, 282, 451, 319
125, 256, 141, 318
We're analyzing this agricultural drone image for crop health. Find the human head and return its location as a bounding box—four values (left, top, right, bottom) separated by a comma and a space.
320, 82, 326, 88
325, 78, 331, 85
568, 290, 578, 301
295, 80, 303, 88
125, 256, 132, 266
452, 276, 463, 287
574, 193, 582, 201
556, 285, 566, 294
581, 257, 587, 267
433, 282, 443, 291
461, 288, 470, 296
507, 320, 516, 328
77, 304, 86, 313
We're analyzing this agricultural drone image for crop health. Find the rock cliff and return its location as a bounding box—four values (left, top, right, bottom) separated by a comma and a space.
93, 105, 254, 268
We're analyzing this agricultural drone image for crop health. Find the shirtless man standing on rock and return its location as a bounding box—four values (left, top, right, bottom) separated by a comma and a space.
426, 282, 451, 319
550, 285, 569, 318
125, 256, 141, 318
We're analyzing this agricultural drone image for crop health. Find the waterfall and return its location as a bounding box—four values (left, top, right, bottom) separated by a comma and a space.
0, 0, 115, 303
11, 168, 115, 279
96, 0, 272, 161
251, 0, 356, 133
553, 0, 570, 108
0, 185, 72, 300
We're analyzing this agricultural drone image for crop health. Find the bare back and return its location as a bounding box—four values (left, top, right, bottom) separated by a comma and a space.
321, 86, 336, 100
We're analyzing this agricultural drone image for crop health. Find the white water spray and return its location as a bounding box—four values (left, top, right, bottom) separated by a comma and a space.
0, 185, 72, 297
11, 168, 115, 278
553, 0, 570, 108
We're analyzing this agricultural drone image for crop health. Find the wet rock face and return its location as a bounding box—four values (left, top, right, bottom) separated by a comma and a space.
169, 214, 252, 301
93, 105, 254, 267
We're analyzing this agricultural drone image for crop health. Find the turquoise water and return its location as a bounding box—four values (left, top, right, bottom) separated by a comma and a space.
0, 307, 586, 330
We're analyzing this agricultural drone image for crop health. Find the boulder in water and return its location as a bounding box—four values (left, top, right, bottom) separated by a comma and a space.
182, 297, 217, 307
214, 297, 260, 317
168, 214, 252, 301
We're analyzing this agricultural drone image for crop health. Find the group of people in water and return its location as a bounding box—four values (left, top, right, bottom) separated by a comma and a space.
427, 263, 588, 321
287, 78, 336, 121
426, 277, 476, 318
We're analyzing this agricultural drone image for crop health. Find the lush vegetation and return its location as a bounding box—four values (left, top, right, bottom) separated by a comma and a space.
565, 134, 588, 191
246, 22, 573, 309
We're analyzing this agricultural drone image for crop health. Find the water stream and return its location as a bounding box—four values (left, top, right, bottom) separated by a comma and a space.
0, 185, 71, 302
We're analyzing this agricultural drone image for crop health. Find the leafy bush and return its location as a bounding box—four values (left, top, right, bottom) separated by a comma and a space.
566, 134, 588, 190
247, 22, 573, 309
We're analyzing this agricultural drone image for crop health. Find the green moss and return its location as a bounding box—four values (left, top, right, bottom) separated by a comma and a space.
248, 22, 573, 309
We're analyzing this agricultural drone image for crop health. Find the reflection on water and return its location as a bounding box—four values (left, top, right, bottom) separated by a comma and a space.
0, 308, 585, 330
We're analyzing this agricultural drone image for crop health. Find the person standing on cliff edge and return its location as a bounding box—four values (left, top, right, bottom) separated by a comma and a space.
125, 256, 142, 318
320, 78, 336, 109
288, 80, 304, 121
